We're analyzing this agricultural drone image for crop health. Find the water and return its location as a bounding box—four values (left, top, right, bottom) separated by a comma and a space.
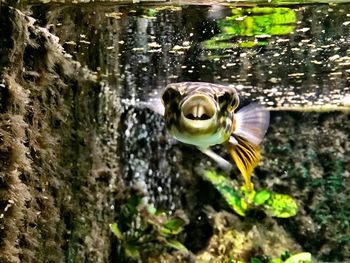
28, 2, 350, 261
36, 4, 350, 108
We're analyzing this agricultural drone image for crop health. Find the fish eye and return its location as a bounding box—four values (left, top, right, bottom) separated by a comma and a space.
218, 91, 239, 110
162, 87, 180, 105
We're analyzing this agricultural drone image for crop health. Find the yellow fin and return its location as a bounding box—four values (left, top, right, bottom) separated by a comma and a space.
224, 136, 261, 191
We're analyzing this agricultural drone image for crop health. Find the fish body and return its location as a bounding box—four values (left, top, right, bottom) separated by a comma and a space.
163, 82, 238, 149
155, 82, 270, 190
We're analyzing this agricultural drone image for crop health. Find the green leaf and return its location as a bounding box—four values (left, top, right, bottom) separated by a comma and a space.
202, 170, 298, 218
284, 252, 312, 263
254, 189, 271, 205
124, 244, 140, 259
279, 251, 291, 261
203, 170, 247, 216
251, 258, 263, 263
110, 223, 123, 240
126, 194, 142, 215
265, 193, 298, 218
204, 170, 230, 185
165, 239, 189, 253
240, 185, 256, 202
269, 259, 284, 263
161, 218, 186, 235
147, 204, 157, 215
146, 8, 158, 17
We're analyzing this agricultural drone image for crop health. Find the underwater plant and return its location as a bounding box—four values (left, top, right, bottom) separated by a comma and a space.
110, 192, 189, 261
202, 170, 298, 218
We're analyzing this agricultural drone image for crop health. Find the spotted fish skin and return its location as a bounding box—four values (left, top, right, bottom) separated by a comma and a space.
162, 82, 239, 149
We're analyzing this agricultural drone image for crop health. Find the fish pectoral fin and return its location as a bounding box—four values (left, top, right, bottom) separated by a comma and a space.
199, 148, 232, 171
141, 98, 165, 116
224, 136, 261, 191
234, 103, 270, 146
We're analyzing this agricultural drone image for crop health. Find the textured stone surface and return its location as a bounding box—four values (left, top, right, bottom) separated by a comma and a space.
0, 6, 119, 263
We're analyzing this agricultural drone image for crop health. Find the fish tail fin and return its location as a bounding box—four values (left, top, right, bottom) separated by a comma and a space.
233, 103, 270, 146
224, 136, 261, 191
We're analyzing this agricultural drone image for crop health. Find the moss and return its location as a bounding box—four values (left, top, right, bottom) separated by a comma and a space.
196, 211, 301, 262
0, 5, 117, 263
257, 111, 350, 261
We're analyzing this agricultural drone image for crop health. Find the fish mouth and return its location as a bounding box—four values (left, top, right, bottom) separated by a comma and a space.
181, 94, 216, 121
179, 94, 218, 132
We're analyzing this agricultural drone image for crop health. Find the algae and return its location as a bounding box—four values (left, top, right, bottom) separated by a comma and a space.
0, 5, 117, 263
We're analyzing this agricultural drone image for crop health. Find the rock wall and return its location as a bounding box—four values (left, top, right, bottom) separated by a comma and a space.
0, 6, 118, 263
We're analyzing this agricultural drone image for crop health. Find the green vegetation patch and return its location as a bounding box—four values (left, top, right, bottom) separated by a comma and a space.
111, 193, 189, 261
203, 7, 296, 50
203, 170, 297, 218
224, 7, 296, 36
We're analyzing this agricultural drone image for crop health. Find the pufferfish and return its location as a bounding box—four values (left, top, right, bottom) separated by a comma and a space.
150, 82, 270, 191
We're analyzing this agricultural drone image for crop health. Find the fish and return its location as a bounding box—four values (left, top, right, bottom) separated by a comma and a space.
151, 82, 270, 191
